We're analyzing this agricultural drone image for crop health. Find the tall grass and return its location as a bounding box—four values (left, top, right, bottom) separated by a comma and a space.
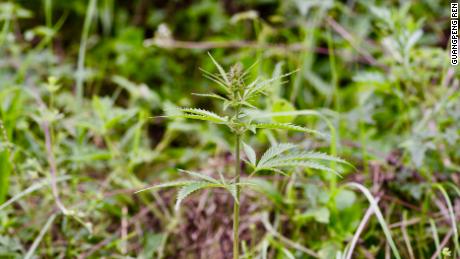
76, 0, 97, 105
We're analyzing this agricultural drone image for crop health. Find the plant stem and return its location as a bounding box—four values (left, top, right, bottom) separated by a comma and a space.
233, 134, 241, 259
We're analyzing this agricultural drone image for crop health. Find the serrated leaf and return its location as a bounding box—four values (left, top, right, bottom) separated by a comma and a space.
178, 169, 220, 184
267, 151, 353, 168
175, 182, 216, 210
242, 142, 257, 166
254, 123, 325, 137
180, 108, 226, 121
176, 108, 227, 123
259, 160, 341, 177
254, 143, 345, 176
258, 143, 297, 167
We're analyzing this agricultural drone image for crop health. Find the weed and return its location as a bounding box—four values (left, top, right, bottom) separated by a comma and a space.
137, 54, 350, 258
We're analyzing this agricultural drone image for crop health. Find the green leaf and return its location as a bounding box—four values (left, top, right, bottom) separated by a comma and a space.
192, 93, 228, 102
267, 150, 353, 168
201, 69, 231, 94
271, 99, 296, 123
254, 123, 325, 137
207, 52, 230, 85
254, 143, 345, 176
178, 169, 220, 184
280, 248, 296, 259
226, 184, 239, 205
335, 189, 357, 211
258, 143, 296, 167
243, 70, 298, 100
175, 181, 216, 210
142, 233, 165, 258
0, 150, 12, 204
242, 142, 257, 166
258, 160, 341, 177
174, 108, 228, 124
295, 206, 330, 224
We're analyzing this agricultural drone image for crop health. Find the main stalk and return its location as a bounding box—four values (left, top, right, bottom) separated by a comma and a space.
233, 134, 241, 259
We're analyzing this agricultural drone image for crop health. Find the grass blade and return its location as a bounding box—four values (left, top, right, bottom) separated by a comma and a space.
76, 0, 97, 104
346, 182, 401, 259
0, 176, 71, 211
24, 213, 57, 259
432, 183, 460, 257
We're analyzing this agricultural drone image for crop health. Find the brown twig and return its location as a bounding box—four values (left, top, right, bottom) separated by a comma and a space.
346, 199, 379, 259
28, 80, 69, 215
145, 38, 319, 52
401, 213, 415, 259
326, 16, 385, 69
430, 229, 453, 259
144, 38, 379, 66
121, 206, 128, 254
42, 120, 68, 214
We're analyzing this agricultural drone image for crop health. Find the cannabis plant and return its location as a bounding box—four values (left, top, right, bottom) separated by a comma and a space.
137, 54, 351, 258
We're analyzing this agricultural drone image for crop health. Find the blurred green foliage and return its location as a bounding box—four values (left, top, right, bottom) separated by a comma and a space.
0, 0, 459, 258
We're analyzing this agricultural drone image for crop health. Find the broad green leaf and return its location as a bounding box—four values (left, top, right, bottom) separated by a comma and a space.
335, 189, 356, 211
271, 99, 296, 123
0, 150, 12, 203
142, 233, 165, 258
294, 206, 330, 224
